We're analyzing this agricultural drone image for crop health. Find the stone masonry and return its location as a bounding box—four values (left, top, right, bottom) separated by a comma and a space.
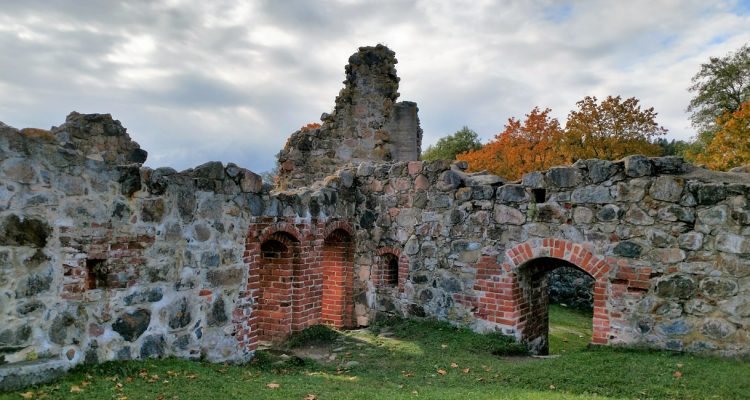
1, 44, 749, 390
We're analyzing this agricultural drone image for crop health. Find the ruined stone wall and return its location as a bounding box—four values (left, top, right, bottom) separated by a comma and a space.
277, 45, 423, 190
2, 45, 750, 391
0, 114, 358, 387
348, 156, 750, 356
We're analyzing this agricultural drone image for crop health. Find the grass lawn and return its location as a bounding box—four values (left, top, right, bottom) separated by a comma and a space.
3, 306, 749, 399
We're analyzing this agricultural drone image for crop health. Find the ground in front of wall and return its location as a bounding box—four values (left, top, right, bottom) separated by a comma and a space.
2, 306, 748, 400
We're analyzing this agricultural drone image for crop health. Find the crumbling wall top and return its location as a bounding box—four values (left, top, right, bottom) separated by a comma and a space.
277, 45, 422, 190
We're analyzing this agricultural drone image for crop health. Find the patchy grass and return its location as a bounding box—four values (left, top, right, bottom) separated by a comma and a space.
549, 304, 593, 354
3, 307, 749, 399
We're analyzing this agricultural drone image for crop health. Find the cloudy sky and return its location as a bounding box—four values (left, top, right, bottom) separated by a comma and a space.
1, 1, 749, 172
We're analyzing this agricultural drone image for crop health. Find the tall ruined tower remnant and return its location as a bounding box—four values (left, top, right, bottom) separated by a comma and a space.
277, 45, 423, 189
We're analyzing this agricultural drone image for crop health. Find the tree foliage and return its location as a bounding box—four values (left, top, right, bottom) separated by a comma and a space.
458, 96, 667, 180
457, 108, 566, 180
421, 126, 482, 161
687, 45, 750, 132
562, 95, 666, 161
693, 101, 750, 170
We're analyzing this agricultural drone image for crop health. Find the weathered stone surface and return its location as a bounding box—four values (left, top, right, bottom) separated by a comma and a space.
112, 309, 151, 342
694, 183, 727, 205
715, 233, 750, 254
546, 167, 581, 188
0, 215, 51, 248
496, 185, 528, 203
140, 335, 166, 359
656, 276, 697, 299
494, 205, 525, 225
623, 155, 652, 177
207, 297, 228, 327
649, 176, 683, 202
613, 241, 642, 258
124, 288, 163, 306
571, 186, 612, 204
167, 298, 192, 329
240, 169, 263, 193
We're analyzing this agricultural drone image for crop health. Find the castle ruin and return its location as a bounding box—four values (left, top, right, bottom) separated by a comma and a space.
1, 45, 748, 390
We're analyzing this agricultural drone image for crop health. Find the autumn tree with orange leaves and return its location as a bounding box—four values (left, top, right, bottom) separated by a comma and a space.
457, 107, 567, 180
562, 95, 665, 161
694, 101, 750, 170
458, 96, 667, 180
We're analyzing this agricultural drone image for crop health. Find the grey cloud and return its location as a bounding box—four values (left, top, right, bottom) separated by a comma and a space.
0, 0, 748, 172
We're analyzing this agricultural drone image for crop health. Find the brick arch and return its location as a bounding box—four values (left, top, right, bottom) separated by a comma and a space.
375, 247, 409, 292
504, 239, 611, 354
321, 225, 355, 328
322, 220, 355, 241
505, 239, 610, 279
257, 223, 303, 245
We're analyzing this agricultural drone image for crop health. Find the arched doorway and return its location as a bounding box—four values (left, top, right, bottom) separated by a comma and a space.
505, 239, 611, 356
516, 257, 595, 355
321, 228, 355, 328
256, 231, 300, 343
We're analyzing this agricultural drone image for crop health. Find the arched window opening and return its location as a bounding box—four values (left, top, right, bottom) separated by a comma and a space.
380, 253, 399, 288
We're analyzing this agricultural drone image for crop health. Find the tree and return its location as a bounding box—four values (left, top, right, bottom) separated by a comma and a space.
260, 164, 279, 185
687, 45, 750, 132
562, 95, 666, 161
694, 101, 750, 170
458, 107, 567, 180
654, 138, 692, 157
421, 126, 482, 161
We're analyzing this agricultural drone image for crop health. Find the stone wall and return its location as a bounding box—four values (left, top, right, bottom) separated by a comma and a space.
349, 157, 750, 355
277, 45, 422, 190
0, 113, 357, 388
1, 44, 749, 390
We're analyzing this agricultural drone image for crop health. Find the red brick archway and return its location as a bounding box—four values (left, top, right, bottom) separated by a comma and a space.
321, 227, 355, 328
506, 239, 611, 354
255, 231, 301, 343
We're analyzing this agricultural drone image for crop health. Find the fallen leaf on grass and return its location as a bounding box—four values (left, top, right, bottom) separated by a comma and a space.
676, 363, 684, 368
266, 383, 281, 389
450, 362, 458, 368
462, 368, 470, 374
673, 371, 683, 378
117, 397, 128, 400
167, 371, 178, 377
81, 381, 90, 387
70, 386, 82, 393
304, 394, 317, 400
19, 392, 34, 399
437, 369, 447, 376
402, 371, 415, 377
185, 373, 198, 379
440, 344, 448, 349
125, 377, 134, 383
115, 383, 124, 391
549, 385, 556, 390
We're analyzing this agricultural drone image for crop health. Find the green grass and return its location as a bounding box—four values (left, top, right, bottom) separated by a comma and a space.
3, 307, 749, 399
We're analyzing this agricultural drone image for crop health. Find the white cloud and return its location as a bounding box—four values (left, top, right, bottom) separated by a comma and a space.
0, 0, 748, 172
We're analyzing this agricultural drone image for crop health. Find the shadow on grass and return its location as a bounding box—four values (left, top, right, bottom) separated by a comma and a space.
3, 309, 750, 400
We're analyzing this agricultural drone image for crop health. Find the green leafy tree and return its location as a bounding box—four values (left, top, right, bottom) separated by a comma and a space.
654, 138, 692, 157
421, 126, 482, 161
687, 44, 750, 132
